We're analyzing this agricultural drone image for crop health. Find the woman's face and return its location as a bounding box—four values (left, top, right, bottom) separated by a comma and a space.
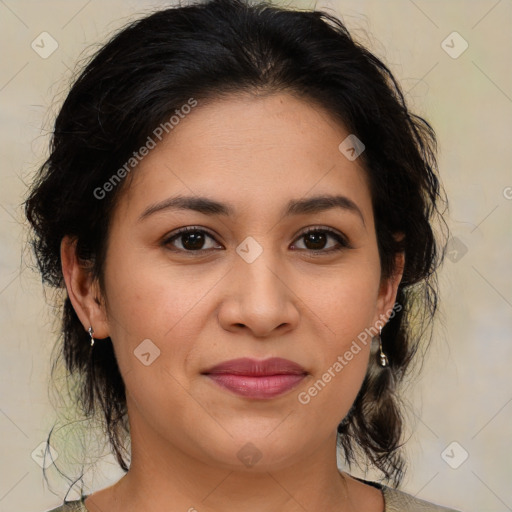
83, 92, 401, 471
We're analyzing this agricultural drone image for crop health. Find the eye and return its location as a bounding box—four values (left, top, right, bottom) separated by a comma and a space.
291, 227, 352, 254
163, 226, 352, 255
163, 227, 223, 253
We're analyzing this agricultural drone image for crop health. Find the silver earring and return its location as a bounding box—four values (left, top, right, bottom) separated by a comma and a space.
88, 326, 95, 347
378, 326, 389, 367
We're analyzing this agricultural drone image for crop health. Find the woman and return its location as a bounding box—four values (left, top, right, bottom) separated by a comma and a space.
25, 0, 460, 510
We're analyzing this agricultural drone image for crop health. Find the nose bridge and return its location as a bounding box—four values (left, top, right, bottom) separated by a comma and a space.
226, 235, 298, 334
235, 237, 284, 304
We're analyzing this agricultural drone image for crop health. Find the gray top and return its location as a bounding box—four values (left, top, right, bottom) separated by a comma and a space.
44, 479, 462, 512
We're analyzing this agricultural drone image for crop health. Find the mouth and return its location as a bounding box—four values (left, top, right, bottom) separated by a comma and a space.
201, 357, 308, 400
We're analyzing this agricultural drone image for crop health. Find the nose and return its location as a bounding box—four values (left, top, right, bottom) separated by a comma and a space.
217, 250, 300, 338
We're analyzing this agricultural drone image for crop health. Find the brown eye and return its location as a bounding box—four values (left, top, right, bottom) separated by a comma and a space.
164, 227, 222, 252
292, 227, 351, 254
303, 231, 328, 250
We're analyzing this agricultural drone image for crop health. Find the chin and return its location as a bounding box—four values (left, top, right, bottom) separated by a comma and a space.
196, 432, 307, 472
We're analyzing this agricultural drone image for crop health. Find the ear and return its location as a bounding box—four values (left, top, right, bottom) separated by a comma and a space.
60, 236, 110, 339
373, 249, 405, 326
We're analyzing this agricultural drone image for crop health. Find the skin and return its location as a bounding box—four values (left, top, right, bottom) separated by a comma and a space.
61, 92, 404, 512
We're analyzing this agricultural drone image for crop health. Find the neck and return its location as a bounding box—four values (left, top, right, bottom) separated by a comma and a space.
87, 408, 354, 512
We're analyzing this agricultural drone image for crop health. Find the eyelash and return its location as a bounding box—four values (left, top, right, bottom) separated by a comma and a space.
162, 226, 352, 256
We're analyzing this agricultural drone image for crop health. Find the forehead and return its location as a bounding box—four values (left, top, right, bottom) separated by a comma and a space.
115, 92, 372, 222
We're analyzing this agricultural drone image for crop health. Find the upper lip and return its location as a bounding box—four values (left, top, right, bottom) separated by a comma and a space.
202, 357, 307, 376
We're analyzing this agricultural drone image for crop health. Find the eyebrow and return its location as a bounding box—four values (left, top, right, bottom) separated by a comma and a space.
138, 194, 365, 226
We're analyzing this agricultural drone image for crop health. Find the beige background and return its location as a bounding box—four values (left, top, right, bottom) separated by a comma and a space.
1, 1, 511, 511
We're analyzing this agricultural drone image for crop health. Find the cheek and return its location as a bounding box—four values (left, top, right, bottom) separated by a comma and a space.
102, 243, 236, 407
263, 264, 377, 429
101, 243, 199, 369
293, 259, 379, 413
299, 257, 381, 341
101, 254, 211, 434
294, 302, 373, 436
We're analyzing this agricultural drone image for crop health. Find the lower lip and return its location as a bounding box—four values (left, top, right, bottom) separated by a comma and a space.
205, 373, 306, 399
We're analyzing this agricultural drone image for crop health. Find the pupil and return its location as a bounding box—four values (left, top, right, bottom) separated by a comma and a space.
183, 232, 204, 250
305, 232, 326, 250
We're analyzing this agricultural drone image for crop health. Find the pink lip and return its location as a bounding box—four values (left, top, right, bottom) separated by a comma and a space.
202, 357, 308, 399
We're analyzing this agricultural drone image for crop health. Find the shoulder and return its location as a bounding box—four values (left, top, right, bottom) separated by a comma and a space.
382, 485, 463, 512
44, 499, 87, 512
352, 475, 462, 512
